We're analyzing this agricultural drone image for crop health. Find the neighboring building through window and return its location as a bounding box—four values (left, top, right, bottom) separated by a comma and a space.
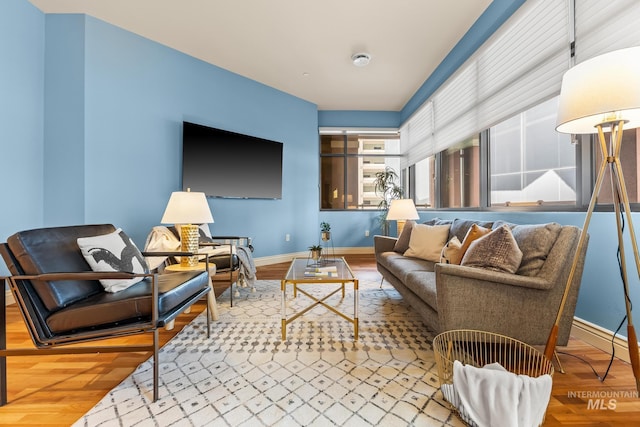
440, 136, 481, 208
489, 96, 576, 206
320, 131, 401, 210
413, 156, 435, 208
595, 128, 640, 205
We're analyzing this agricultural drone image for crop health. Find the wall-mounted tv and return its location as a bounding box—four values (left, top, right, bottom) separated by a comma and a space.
181, 121, 283, 199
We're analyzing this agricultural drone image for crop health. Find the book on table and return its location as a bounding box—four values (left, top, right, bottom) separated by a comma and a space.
304, 265, 338, 277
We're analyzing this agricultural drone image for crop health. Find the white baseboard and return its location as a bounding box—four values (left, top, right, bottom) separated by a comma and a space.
253, 247, 374, 267
570, 317, 636, 364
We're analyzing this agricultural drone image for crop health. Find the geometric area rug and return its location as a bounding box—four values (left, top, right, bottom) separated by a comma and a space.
73, 280, 464, 426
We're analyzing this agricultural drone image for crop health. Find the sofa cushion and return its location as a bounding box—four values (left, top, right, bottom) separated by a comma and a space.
461, 225, 523, 273
404, 224, 451, 262
405, 271, 438, 311
77, 228, 149, 293
511, 222, 562, 276
378, 251, 436, 283
393, 220, 416, 253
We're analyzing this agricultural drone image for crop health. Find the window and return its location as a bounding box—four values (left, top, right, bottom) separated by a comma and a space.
595, 128, 640, 205
320, 131, 401, 210
440, 136, 481, 208
413, 156, 435, 208
489, 96, 576, 207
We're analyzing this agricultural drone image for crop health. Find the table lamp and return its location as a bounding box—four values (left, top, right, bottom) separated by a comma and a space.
161, 189, 214, 267
386, 199, 419, 236
549, 46, 640, 390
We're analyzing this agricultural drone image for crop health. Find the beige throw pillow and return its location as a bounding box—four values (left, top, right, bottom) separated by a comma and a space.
461, 225, 523, 273
404, 224, 451, 262
440, 236, 463, 264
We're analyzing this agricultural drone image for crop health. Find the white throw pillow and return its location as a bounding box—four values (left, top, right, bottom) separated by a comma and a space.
404, 224, 451, 262
77, 228, 148, 293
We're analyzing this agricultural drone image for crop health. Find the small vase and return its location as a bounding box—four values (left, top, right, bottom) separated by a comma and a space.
321, 231, 331, 241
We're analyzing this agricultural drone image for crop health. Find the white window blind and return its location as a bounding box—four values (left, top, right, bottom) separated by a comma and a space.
574, 0, 640, 62
400, 100, 434, 170
402, 0, 571, 162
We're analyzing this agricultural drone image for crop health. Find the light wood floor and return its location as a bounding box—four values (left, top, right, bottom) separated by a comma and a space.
1, 254, 640, 426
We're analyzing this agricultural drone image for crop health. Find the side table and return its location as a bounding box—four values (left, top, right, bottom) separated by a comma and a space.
165, 262, 219, 321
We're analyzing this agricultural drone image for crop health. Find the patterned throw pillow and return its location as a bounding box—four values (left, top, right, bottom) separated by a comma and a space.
404, 224, 451, 262
461, 225, 523, 273
77, 228, 149, 293
440, 236, 463, 264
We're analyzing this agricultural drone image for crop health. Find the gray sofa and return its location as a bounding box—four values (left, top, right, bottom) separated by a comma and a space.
374, 218, 588, 347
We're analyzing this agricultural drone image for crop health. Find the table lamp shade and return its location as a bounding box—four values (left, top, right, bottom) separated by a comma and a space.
386, 199, 419, 221
161, 190, 214, 225
161, 190, 213, 267
386, 199, 419, 236
556, 46, 640, 134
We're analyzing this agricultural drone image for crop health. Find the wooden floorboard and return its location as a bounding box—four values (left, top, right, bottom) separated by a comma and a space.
1, 254, 639, 426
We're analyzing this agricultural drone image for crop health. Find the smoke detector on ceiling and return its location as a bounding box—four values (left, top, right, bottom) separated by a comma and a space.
351, 53, 371, 67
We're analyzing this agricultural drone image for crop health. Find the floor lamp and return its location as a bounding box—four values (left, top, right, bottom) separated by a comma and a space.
546, 46, 640, 390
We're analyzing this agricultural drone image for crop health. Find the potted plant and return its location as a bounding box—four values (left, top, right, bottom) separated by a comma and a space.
308, 244, 323, 261
374, 167, 404, 236
320, 222, 331, 241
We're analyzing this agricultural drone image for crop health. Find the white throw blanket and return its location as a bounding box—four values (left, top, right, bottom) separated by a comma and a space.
441, 360, 552, 427
236, 245, 257, 288
144, 226, 181, 270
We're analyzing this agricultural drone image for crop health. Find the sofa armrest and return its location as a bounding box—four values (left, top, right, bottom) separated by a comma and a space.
435, 263, 553, 291
435, 263, 562, 345
374, 235, 397, 255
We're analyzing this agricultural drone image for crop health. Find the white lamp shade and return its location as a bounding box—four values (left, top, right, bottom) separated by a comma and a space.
386, 199, 419, 221
556, 46, 640, 134
161, 191, 214, 224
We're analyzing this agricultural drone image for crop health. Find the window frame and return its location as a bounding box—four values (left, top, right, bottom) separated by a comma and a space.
319, 129, 402, 211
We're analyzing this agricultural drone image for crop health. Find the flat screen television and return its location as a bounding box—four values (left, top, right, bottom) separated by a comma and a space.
181, 121, 283, 199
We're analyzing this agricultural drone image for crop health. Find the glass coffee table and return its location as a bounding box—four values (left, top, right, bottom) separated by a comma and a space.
281, 257, 359, 341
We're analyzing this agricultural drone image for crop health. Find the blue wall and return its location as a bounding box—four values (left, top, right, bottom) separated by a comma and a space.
38, 15, 318, 258
0, 0, 45, 246
1, 0, 637, 338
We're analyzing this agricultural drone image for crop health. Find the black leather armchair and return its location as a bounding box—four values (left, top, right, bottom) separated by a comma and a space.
162, 227, 253, 306
0, 224, 211, 405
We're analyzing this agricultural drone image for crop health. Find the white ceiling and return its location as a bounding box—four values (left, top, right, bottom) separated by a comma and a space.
28, 0, 492, 111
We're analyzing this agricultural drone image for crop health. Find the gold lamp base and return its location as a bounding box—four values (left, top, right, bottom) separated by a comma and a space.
180, 224, 199, 267
397, 220, 407, 237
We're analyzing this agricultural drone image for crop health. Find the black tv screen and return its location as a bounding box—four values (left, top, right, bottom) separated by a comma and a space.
181, 122, 283, 199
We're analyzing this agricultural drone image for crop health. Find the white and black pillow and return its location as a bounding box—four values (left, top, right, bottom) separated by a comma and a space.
77, 228, 149, 293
